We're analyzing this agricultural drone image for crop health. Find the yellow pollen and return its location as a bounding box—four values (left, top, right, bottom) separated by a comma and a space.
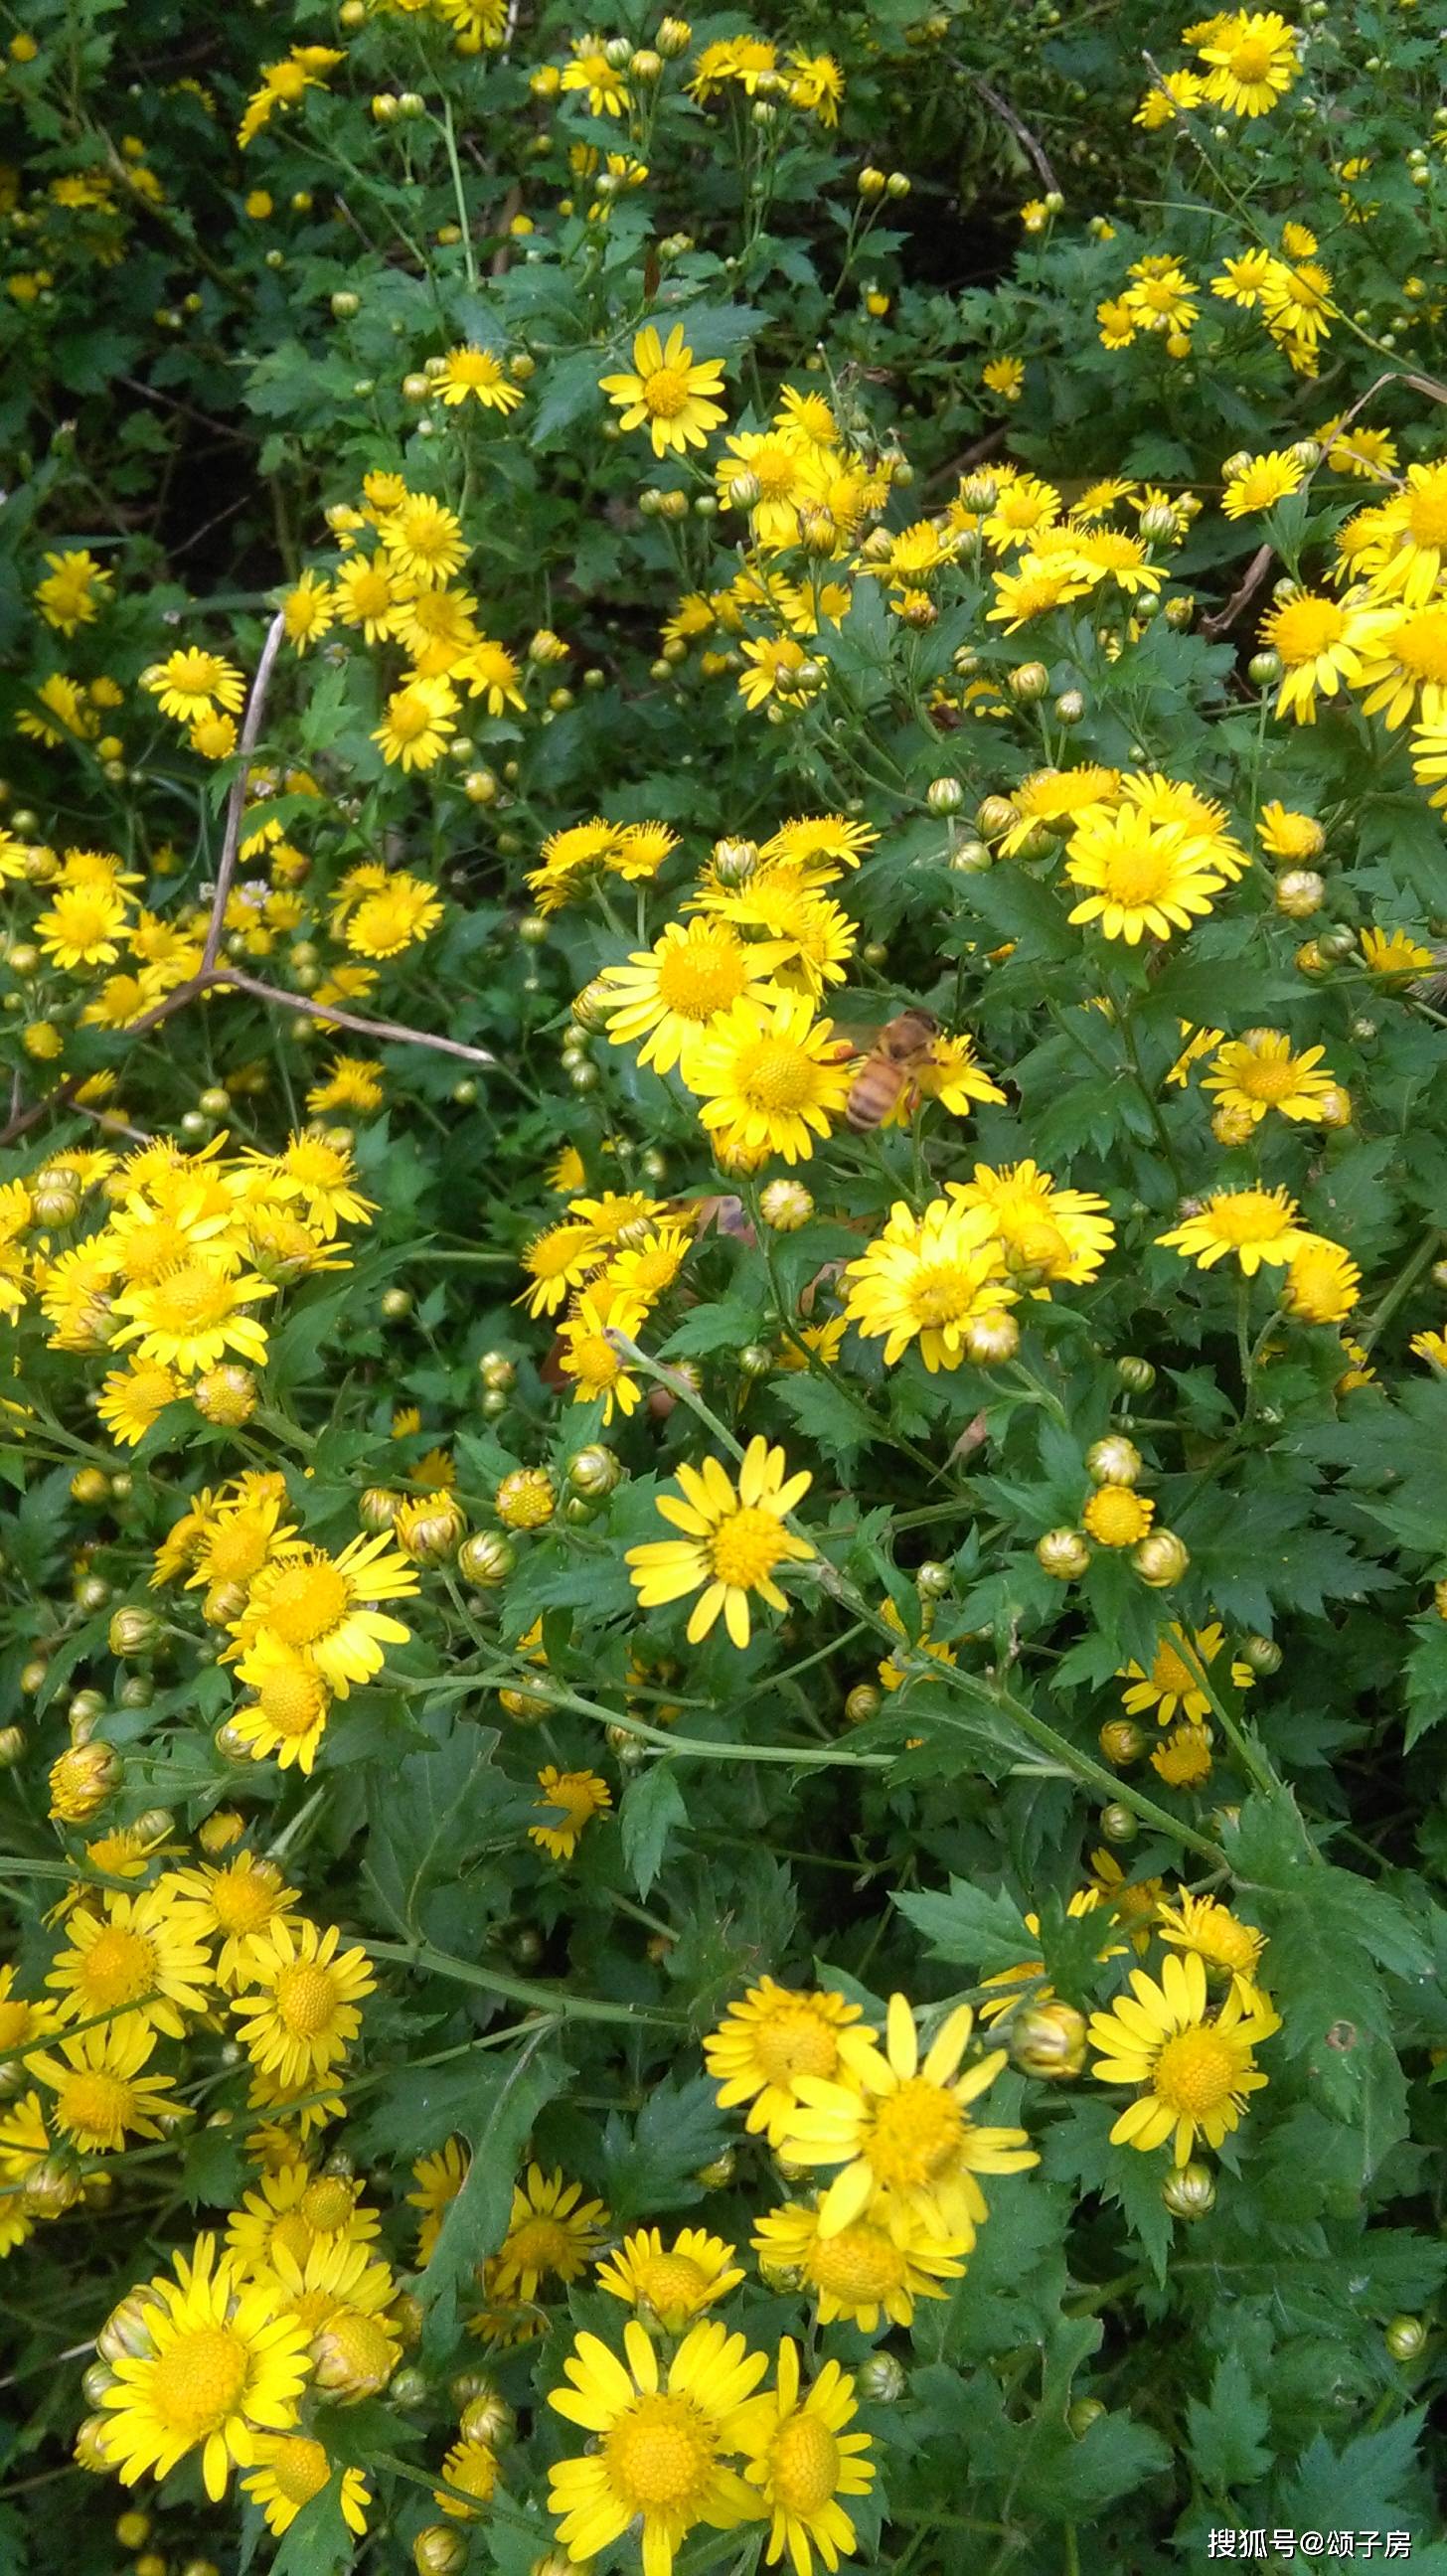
735, 1037, 818, 1112
205, 1521, 273, 1584
1391, 610, 1447, 683
149, 2327, 249, 2441
78, 1924, 155, 2009
260, 1560, 350, 1646
388, 694, 432, 741
268, 2212, 316, 2267
506, 2215, 575, 2276
1271, 597, 1343, 661
912, 1264, 976, 1326
635, 2253, 710, 2314
657, 938, 746, 1018
1152, 2026, 1238, 2116
301, 2177, 355, 2232
1208, 1192, 1284, 1242
1406, 477, 1447, 546
1236, 1056, 1297, 1101
268, 2435, 330, 2505
1100, 846, 1174, 904
770, 2412, 841, 2515
809, 2220, 905, 2303
256, 1668, 324, 1735
708, 1505, 789, 1589
605, 2392, 717, 2510
751, 2007, 840, 2088
642, 366, 690, 420
1152, 1642, 1197, 1695
209, 1867, 278, 1933
1226, 36, 1273, 78
58, 2069, 131, 2135
153, 1265, 233, 1325
863, 2076, 964, 2188
274, 1961, 338, 2037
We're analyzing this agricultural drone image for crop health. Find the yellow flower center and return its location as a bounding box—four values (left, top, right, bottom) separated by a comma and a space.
1406, 474, 1447, 547
274, 1960, 339, 2037
301, 2176, 356, 2231
209, 1864, 279, 1933
292, 2285, 341, 2334
1206, 1190, 1288, 1243
1085, 1487, 1149, 1545
1390, 608, 1447, 683
57, 2069, 131, 2137
570, 1330, 620, 1389
605, 2391, 718, 2511
256, 1663, 326, 1736
657, 932, 747, 1019
148, 2326, 249, 2442
260, 1560, 350, 1645
643, 365, 691, 420
634, 2252, 711, 2316
751, 2005, 840, 2088
388, 692, 434, 742
268, 2435, 330, 2505
149, 1264, 236, 1328
1098, 843, 1175, 905
808, 2219, 906, 2304
1270, 595, 1344, 662
316, 2307, 394, 2390
733, 1035, 818, 1111
0, 2000, 31, 2048
863, 2075, 964, 2189
1226, 35, 1275, 79
268, 2211, 316, 2266
203, 1518, 273, 1584
709, 1504, 789, 1590
1152, 2026, 1238, 2116
911, 1261, 980, 1326
78, 1924, 156, 2010
1151, 1639, 1199, 1696
1154, 1726, 1212, 1785
770, 2411, 841, 2515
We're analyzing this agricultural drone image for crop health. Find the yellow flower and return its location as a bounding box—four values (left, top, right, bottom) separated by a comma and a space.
142, 648, 245, 724
1083, 1487, 1154, 1548
1156, 1184, 1304, 1275
243, 2434, 370, 2536
1064, 806, 1226, 944
372, 677, 457, 771
780, 1992, 1037, 2240
996, 764, 1119, 855
227, 2159, 381, 2277
703, 1979, 871, 2147
785, 49, 845, 123
433, 343, 525, 410
596, 2227, 744, 2332
1283, 1234, 1362, 1324
1152, 1721, 1214, 1788
109, 1255, 274, 1376
380, 492, 468, 586
561, 34, 630, 116
96, 1356, 185, 1447
599, 917, 780, 1077
683, 992, 852, 1167
1260, 589, 1390, 723
31, 2020, 179, 2153
237, 45, 342, 148
1157, 1890, 1267, 1981
1256, 801, 1323, 860
407, 2139, 469, 2263
34, 882, 129, 970
95, 2233, 311, 2499
1135, 68, 1205, 126
1221, 449, 1305, 518
556, 1286, 647, 1422
626, 1436, 815, 1648
230, 1532, 418, 1698
689, 36, 779, 100
1197, 10, 1300, 115
1357, 459, 1447, 604
162, 1852, 301, 1991
490, 2166, 610, 2303
436, 2435, 499, 2519
1360, 925, 1434, 977
34, 548, 112, 636
334, 554, 402, 641
1357, 604, 1447, 731
1088, 1950, 1280, 2162
1203, 1030, 1338, 1124
950, 1161, 1116, 1285
231, 1916, 375, 2089
600, 323, 727, 457
280, 570, 334, 652
842, 1194, 1015, 1371
305, 1055, 386, 1115
752, 2197, 967, 2330
982, 355, 1024, 401
529, 1766, 613, 1861
736, 2337, 875, 2576
1411, 722, 1447, 813
547, 2318, 767, 2575
48, 1884, 214, 2039
1409, 1328, 1447, 1371
1119, 1623, 1254, 1725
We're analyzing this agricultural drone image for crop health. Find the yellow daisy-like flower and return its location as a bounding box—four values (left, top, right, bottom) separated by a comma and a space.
142, 648, 245, 725
435, 2435, 499, 2519
96, 1356, 185, 1448
1157, 1890, 1267, 1982
703, 1980, 871, 2147
753, 2196, 968, 2331
0, 1965, 59, 2061
518, 1217, 606, 1317
280, 570, 334, 653
949, 1161, 1116, 1286
109, 1256, 274, 1377
1083, 1487, 1154, 1548
30, 2020, 178, 2153
1357, 603, 1447, 732
841, 1195, 1015, 1373
1257, 801, 1323, 861
599, 324, 727, 458
95, 2233, 311, 2500
407, 2138, 470, 2265
596, 2227, 744, 2333
161, 1852, 301, 1991
372, 677, 457, 772
736, 2336, 876, 2576
529, 1766, 613, 1861
1203, 1030, 1338, 1124
227, 1636, 333, 1775
1357, 458, 1447, 604
1360, 925, 1435, 978
380, 492, 468, 587
1156, 1184, 1304, 1275
243, 2433, 371, 2536
556, 1286, 647, 1423
780, 1992, 1038, 2241
1283, 1234, 1362, 1324
432, 343, 524, 411
684, 991, 852, 1168
230, 1916, 375, 2090
1064, 806, 1226, 945
626, 1435, 815, 1649
1197, 11, 1299, 116
1088, 1950, 1280, 2163
334, 553, 402, 640
1152, 1721, 1214, 1789
1259, 589, 1391, 724
1411, 722, 1447, 813
227, 2160, 381, 2277
1221, 449, 1305, 518
1119, 1623, 1253, 1727
547, 2318, 767, 2576
491, 2165, 610, 2305
33, 882, 129, 971
1409, 1328, 1447, 1371
48, 1885, 214, 2039
562, 35, 631, 116
0, 2093, 50, 2255
229, 1531, 418, 1698
996, 765, 1120, 856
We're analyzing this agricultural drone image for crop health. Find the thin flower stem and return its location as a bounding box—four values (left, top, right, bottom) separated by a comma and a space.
1169, 1635, 1284, 1809
436, 93, 477, 287
358, 1936, 680, 2025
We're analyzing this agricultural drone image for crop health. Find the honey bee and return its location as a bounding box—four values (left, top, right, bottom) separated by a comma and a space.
842, 1007, 941, 1132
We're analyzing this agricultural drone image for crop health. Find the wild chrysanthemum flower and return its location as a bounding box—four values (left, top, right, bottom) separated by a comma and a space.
1157, 1185, 1305, 1275
407, 2139, 469, 2264
380, 493, 468, 587
704, 1980, 871, 2147
600, 324, 727, 457
626, 1436, 815, 1648
31, 2020, 178, 2153
1357, 604, 1447, 731
229, 1531, 418, 1698
1064, 807, 1225, 944
949, 1161, 1116, 1286
1283, 1234, 1362, 1323
1088, 1950, 1280, 2162
1118, 1624, 1254, 1725
1157, 1890, 1267, 1982
243, 2434, 370, 2536
96, 1356, 185, 1447
596, 2227, 744, 2333
753, 2198, 967, 2330
1259, 589, 1391, 724
561, 33, 630, 115
95, 2233, 311, 2499
547, 2318, 768, 2575
841, 1195, 1015, 1372
1221, 449, 1306, 517
34, 882, 129, 970
556, 1286, 647, 1422
280, 571, 334, 652
487, 2166, 610, 2306
231, 1916, 375, 2090
1197, 11, 1299, 115
1360, 925, 1435, 977
529, 1766, 613, 1861
1257, 801, 1323, 860
432, 343, 525, 410
1204, 1030, 1338, 1124
143, 648, 245, 724
237, 45, 342, 148
1083, 1487, 1154, 1547
1153, 1721, 1214, 1788
781, 1993, 1038, 2240
598, 919, 780, 1077
996, 765, 1119, 855
162, 1853, 301, 1992
736, 2337, 875, 2576
48, 1884, 214, 2038
334, 554, 402, 641
372, 678, 457, 771
109, 1256, 274, 1376
227, 2160, 380, 2277
683, 992, 852, 1167
34, 547, 112, 635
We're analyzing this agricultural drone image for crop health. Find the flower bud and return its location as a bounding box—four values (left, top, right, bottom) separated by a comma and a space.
1067, 2396, 1106, 2435
858, 2352, 906, 2402
844, 1684, 882, 1725
461, 2387, 515, 2447
1132, 1529, 1189, 1587
694, 2150, 736, 2188
858, 166, 887, 198
413, 2531, 467, 2576
48, 1740, 119, 1822
1010, 2002, 1086, 2078
199, 1809, 245, 1854
959, 1310, 1021, 1364
1315, 1083, 1352, 1129
1247, 650, 1282, 687
1086, 1435, 1143, 1487
947, 840, 995, 875
1383, 2315, 1426, 2361
457, 1530, 515, 1586
738, 1343, 773, 1378
1240, 1635, 1281, 1676
0, 1725, 25, 1766
712, 837, 759, 886
495, 1469, 556, 1530
1037, 1528, 1089, 1580
960, 472, 998, 513
1211, 1100, 1257, 1149
915, 1560, 952, 1599
1099, 1718, 1148, 1766
359, 1487, 402, 1531
108, 1605, 160, 1658
759, 1178, 813, 1231
74, 2417, 113, 2474
926, 776, 964, 814
313, 2309, 398, 2398
396, 1492, 466, 1565
566, 1445, 622, 1498
1054, 689, 1085, 724
23, 2155, 83, 2219
1008, 660, 1049, 703
1138, 504, 1178, 542
71, 1467, 111, 1506
1162, 2162, 1216, 2220
1115, 1356, 1156, 1392
194, 1366, 257, 1426
976, 795, 1019, 838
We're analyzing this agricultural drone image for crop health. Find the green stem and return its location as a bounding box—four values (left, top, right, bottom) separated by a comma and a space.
358, 1937, 678, 2024
437, 94, 477, 287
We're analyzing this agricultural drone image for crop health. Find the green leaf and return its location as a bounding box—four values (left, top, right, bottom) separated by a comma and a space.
771, 1367, 871, 1469
618, 1761, 688, 1899
601, 2074, 729, 2221
1272, 2411, 1428, 2539
1187, 2348, 1273, 2494
364, 1718, 513, 1946
893, 1875, 1035, 1975
265, 2478, 359, 2576
416, 2028, 569, 2361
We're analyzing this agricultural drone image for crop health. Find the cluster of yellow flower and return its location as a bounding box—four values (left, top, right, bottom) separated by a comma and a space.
1098, 223, 1333, 375
540, 22, 844, 129
1135, 10, 1302, 128
1, 109, 166, 305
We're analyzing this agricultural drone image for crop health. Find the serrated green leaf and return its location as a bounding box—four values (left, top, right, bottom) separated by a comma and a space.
618, 1761, 687, 1899
893, 1875, 1034, 1974
1187, 2348, 1273, 2493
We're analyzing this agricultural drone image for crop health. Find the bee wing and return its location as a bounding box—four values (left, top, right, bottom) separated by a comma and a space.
831, 1022, 887, 1064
